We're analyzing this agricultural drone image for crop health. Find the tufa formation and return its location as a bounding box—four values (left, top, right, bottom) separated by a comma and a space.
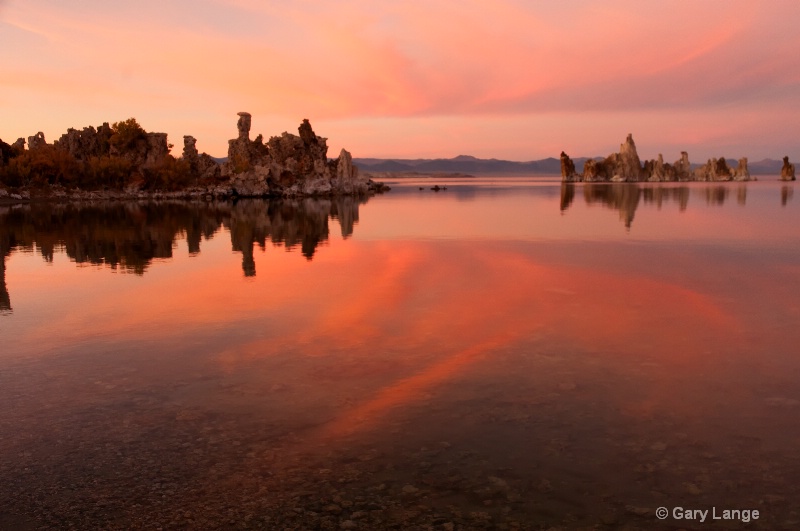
780, 156, 796, 181
0, 113, 388, 200
560, 135, 756, 183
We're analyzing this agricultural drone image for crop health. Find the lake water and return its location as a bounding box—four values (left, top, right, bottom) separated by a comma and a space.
1, 177, 799, 529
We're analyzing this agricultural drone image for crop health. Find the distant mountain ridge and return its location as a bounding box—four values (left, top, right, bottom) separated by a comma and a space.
354, 156, 568, 174
354, 156, 788, 175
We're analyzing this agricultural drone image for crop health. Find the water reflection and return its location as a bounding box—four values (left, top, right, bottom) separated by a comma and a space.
2, 181, 800, 528
0, 236, 9, 312
783, 185, 794, 206
560, 182, 782, 227
562, 183, 689, 228
231, 197, 361, 275
0, 197, 367, 310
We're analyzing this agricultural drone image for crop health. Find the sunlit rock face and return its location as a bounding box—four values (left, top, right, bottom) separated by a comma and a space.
559, 138, 756, 183
613, 134, 642, 182
581, 158, 601, 182
223, 113, 386, 197
560, 151, 580, 182
695, 157, 731, 181
781, 156, 796, 181
733, 158, 751, 181
226, 112, 270, 175
642, 154, 676, 182
562, 134, 642, 183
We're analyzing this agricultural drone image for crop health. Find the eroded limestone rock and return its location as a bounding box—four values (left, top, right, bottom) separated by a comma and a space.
781, 156, 796, 181
226, 112, 268, 173
560, 151, 580, 182
11, 138, 25, 153
27, 132, 47, 151
614, 134, 642, 182
54, 123, 113, 160
674, 152, 692, 181
182, 135, 221, 182
336, 148, 357, 181
733, 158, 751, 181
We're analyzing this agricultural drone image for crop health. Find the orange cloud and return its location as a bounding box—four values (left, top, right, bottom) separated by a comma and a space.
3, 1, 800, 159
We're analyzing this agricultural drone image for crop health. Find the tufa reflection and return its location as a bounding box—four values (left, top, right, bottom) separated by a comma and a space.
229, 196, 363, 276
1, 229, 10, 312
782, 186, 794, 207
0, 197, 368, 311
558, 183, 760, 228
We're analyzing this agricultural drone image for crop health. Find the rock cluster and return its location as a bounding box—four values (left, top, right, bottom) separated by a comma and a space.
0, 113, 386, 200
560, 135, 755, 183
182, 136, 221, 182
54, 124, 113, 160
222, 113, 387, 197
51, 121, 169, 170
781, 156, 796, 181
27, 132, 47, 151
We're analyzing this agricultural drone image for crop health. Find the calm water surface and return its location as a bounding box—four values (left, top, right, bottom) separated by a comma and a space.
1, 177, 799, 529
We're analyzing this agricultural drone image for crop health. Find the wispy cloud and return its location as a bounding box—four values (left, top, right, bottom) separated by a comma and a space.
2, 0, 799, 158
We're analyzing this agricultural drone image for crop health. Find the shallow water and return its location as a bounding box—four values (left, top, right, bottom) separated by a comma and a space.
1, 178, 799, 529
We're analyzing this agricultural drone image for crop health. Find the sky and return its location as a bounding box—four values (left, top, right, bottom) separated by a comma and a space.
2, 0, 800, 161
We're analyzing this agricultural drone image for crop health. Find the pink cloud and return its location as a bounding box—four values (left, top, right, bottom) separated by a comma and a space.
2, 0, 800, 159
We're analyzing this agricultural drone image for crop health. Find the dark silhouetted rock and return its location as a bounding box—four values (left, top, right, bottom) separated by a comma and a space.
27, 132, 47, 151
183, 135, 220, 182
54, 124, 113, 160
0, 139, 13, 167
183, 135, 199, 161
